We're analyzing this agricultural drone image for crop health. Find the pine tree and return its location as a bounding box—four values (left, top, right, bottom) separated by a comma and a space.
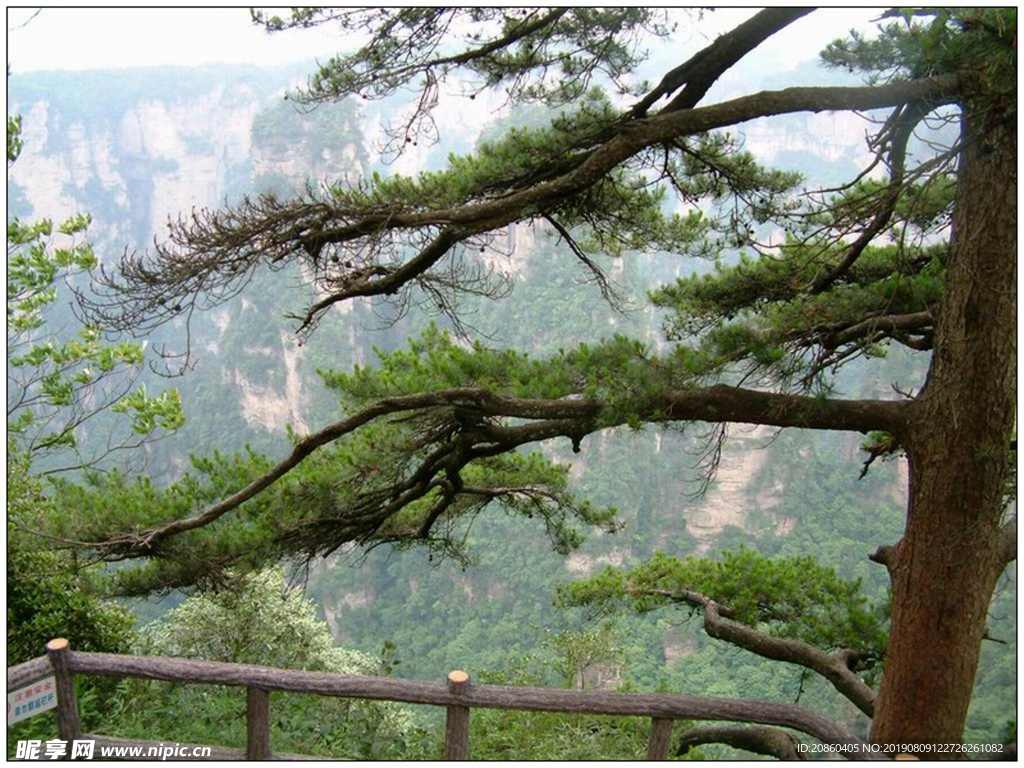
61, 9, 1015, 749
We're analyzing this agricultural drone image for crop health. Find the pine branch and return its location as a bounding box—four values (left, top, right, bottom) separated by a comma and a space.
79, 382, 906, 561
641, 587, 876, 717
82, 75, 962, 338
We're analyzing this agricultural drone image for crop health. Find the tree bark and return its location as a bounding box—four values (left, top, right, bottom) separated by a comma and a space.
676, 724, 808, 760
639, 587, 876, 717
700, 603, 876, 718
632, 8, 813, 115
869, 111, 1016, 746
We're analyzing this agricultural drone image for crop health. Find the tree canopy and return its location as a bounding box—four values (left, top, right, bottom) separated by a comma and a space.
46, 6, 1016, 751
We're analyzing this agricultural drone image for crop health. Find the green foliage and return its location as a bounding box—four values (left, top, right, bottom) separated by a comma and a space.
329, 87, 706, 260
822, 9, 1015, 111
46, 448, 278, 594
655, 242, 943, 336
543, 622, 622, 689
559, 547, 888, 663
322, 322, 696, 429
110, 385, 185, 435
134, 567, 379, 671
8, 214, 98, 332
7, 442, 136, 755
650, 240, 947, 388
6, 117, 183, 469
106, 567, 422, 759
257, 8, 670, 107
8, 113, 24, 162
7, 445, 137, 665
251, 96, 365, 167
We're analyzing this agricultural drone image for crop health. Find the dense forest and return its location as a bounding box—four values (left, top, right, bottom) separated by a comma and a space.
7, 8, 1016, 760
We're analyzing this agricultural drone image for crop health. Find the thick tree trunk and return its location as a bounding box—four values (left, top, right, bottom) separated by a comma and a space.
870, 111, 1016, 746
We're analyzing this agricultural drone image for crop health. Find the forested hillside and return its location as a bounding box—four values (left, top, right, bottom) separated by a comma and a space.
8, 8, 1016, 758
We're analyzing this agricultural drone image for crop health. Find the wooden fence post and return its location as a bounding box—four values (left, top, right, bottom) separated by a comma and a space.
246, 687, 271, 760
45, 638, 82, 742
646, 717, 674, 760
444, 670, 471, 760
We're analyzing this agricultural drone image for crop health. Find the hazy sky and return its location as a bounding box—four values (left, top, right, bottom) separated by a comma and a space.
6, 8, 344, 73
7, 7, 882, 75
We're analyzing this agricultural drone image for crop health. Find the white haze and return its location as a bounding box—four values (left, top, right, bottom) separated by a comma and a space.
7, 7, 882, 76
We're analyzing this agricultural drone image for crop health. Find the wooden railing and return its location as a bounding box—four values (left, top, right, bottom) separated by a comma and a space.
7, 639, 880, 760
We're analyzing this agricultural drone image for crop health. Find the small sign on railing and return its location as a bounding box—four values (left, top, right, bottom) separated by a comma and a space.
8, 676, 57, 727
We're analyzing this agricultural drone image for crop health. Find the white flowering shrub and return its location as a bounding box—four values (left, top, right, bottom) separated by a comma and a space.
108, 567, 424, 758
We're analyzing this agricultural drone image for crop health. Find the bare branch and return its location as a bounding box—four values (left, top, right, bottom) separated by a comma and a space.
7, 8, 41, 31
824, 310, 934, 351
541, 214, 620, 305
676, 724, 808, 760
646, 589, 876, 717
858, 432, 901, 480
809, 101, 932, 293
632, 8, 814, 116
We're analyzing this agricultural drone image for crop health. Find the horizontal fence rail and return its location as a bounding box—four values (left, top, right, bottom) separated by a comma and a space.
8, 656, 50, 691
8, 639, 882, 761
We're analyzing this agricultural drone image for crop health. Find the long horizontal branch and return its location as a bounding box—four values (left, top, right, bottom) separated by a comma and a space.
286, 76, 962, 315
90, 388, 538, 551
310, 76, 962, 243
87, 383, 906, 557
658, 384, 905, 435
